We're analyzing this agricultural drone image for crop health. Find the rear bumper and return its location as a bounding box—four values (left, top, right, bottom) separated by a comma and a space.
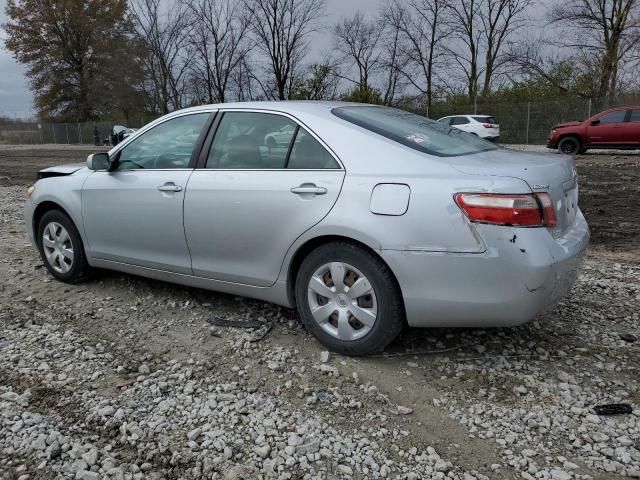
381, 210, 589, 328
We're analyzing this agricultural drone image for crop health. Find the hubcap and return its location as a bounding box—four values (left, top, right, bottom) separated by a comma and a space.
42, 222, 74, 274
307, 262, 377, 341
561, 141, 576, 154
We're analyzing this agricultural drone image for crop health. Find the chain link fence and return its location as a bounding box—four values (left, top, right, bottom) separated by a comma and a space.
1, 96, 639, 145
0, 116, 158, 146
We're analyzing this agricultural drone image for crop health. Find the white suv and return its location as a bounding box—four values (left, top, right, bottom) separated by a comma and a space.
437, 115, 500, 140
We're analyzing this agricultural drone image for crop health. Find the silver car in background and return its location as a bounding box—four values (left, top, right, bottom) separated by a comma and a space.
25, 102, 589, 355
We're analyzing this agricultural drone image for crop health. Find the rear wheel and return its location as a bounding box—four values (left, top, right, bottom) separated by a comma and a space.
37, 210, 92, 283
295, 242, 404, 356
558, 136, 581, 155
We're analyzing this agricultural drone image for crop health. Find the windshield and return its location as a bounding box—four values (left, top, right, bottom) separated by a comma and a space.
332, 106, 497, 157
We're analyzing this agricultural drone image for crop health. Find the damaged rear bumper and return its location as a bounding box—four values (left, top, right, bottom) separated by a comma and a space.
381, 210, 589, 328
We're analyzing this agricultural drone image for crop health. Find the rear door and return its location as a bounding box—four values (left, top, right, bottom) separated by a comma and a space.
586, 109, 628, 144
624, 109, 640, 145
183, 110, 345, 287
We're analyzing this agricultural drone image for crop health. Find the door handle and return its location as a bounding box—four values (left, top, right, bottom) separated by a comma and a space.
291, 184, 327, 195
157, 183, 183, 192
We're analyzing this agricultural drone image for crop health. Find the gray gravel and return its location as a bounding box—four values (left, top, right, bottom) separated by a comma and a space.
1, 183, 639, 480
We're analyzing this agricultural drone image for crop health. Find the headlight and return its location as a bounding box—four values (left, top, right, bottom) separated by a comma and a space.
551, 129, 558, 135
26, 185, 35, 198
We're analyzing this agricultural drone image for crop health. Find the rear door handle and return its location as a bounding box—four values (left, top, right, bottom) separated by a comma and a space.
290, 184, 327, 195
158, 182, 183, 192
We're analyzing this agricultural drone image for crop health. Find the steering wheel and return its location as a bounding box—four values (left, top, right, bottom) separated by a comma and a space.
117, 159, 145, 170
153, 153, 184, 169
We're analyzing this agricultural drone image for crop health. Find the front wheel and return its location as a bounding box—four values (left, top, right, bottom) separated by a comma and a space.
295, 242, 405, 356
558, 136, 581, 155
37, 210, 92, 283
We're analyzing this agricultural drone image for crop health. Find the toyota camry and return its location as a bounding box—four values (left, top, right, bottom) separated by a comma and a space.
25, 102, 589, 355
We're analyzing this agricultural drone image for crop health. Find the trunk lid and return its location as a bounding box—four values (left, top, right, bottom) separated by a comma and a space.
451, 148, 578, 235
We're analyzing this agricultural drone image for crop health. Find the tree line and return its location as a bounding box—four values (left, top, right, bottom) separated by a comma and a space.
3, 0, 640, 122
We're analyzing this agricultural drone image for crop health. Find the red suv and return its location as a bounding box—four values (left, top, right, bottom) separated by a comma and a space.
547, 106, 640, 154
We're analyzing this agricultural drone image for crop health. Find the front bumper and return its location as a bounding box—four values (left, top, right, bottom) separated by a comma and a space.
381, 210, 589, 328
25, 197, 36, 246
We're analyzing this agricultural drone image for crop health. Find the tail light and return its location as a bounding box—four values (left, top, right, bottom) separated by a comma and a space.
534, 192, 557, 227
455, 193, 557, 227
482, 123, 494, 128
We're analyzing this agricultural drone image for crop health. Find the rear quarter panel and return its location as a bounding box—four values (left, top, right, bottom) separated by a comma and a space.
276, 120, 535, 280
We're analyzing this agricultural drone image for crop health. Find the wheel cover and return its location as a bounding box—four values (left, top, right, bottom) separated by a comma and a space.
560, 140, 576, 154
307, 262, 378, 341
42, 222, 74, 274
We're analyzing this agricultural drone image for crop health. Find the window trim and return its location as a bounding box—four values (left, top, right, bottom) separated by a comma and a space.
198, 108, 344, 171
107, 110, 217, 172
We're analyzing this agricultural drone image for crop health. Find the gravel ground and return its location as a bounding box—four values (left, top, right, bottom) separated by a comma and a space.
1, 146, 639, 480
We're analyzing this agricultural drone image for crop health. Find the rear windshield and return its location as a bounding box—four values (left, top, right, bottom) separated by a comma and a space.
472, 116, 497, 124
332, 106, 497, 157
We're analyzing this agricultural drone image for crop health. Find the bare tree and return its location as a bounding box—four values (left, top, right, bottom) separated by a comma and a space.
449, 0, 529, 100
333, 12, 382, 94
130, 0, 193, 113
480, 0, 528, 94
378, 11, 409, 106
187, 0, 251, 104
242, 0, 325, 100
448, 0, 483, 100
549, 0, 640, 102
382, 0, 450, 112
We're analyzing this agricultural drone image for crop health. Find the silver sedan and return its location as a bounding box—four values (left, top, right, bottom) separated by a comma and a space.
25, 102, 589, 355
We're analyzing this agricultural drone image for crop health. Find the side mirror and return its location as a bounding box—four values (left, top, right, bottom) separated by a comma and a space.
590, 119, 600, 126
87, 152, 111, 171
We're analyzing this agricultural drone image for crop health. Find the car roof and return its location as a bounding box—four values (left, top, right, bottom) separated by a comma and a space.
172, 100, 370, 120
439, 114, 494, 118
599, 105, 640, 112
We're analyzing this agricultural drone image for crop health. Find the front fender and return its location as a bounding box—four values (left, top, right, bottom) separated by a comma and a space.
26, 171, 91, 248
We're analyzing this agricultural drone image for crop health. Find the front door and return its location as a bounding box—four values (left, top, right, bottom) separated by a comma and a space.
184, 111, 345, 287
586, 109, 628, 144
623, 109, 640, 145
82, 112, 212, 274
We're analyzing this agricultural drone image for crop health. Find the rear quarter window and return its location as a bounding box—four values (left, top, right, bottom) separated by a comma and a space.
332, 106, 497, 157
473, 116, 497, 124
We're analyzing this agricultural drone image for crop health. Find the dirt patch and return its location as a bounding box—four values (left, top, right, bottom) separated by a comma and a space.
0, 144, 109, 186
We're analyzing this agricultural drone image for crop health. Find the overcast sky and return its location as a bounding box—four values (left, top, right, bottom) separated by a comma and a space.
0, 0, 546, 119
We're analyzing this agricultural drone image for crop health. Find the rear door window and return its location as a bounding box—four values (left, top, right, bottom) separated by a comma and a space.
287, 128, 340, 169
332, 106, 496, 157
206, 112, 297, 169
629, 110, 640, 122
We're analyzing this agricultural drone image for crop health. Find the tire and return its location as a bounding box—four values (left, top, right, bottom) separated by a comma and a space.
558, 136, 581, 155
37, 209, 92, 283
295, 242, 405, 356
